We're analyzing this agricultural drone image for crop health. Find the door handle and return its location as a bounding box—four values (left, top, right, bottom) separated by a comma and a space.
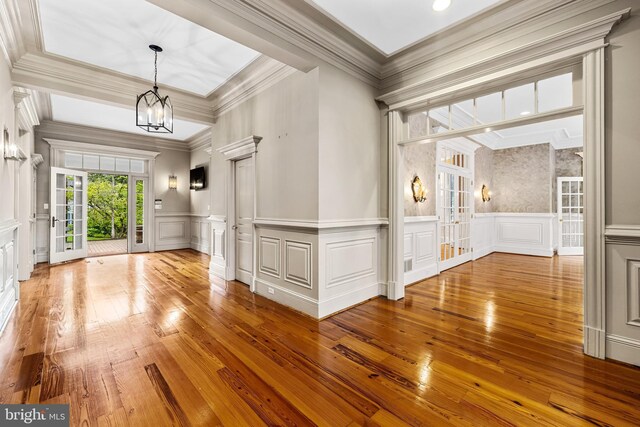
231, 225, 238, 230
454, 221, 460, 224
51, 216, 60, 228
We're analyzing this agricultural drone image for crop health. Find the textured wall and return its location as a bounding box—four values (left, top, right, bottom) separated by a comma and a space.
474, 146, 494, 213
403, 142, 436, 216
555, 148, 583, 177
492, 144, 554, 213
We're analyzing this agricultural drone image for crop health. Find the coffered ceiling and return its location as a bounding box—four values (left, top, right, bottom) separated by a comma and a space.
308, 0, 504, 55
38, 0, 260, 96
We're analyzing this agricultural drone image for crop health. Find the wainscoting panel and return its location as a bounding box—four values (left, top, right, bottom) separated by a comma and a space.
404, 217, 438, 286
326, 237, 375, 288
190, 216, 210, 254
285, 240, 312, 289
208, 216, 227, 280
606, 238, 640, 367
258, 236, 281, 279
472, 214, 495, 260
155, 214, 191, 251
0, 221, 19, 333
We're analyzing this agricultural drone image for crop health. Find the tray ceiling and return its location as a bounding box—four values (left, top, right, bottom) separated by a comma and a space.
50, 94, 209, 141
308, 0, 503, 55
38, 0, 260, 96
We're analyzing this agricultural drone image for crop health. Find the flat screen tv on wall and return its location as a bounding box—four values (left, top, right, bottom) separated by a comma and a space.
190, 166, 206, 191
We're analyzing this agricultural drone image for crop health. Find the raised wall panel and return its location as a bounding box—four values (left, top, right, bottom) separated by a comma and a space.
415, 231, 435, 263
326, 237, 376, 288
627, 259, 640, 327
159, 221, 186, 240
497, 222, 543, 245
259, 236, 281, 279
285, 240, 312, 289
0, 249, 4, 293
5, 242, 13, 291
403, 234, 413, 259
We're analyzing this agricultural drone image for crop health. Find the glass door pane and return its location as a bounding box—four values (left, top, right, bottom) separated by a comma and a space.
50, 167, 88, 263
557, 177, 584, 255
130, 176, 148, 253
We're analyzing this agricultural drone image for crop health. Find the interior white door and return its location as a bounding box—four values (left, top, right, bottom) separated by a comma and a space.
438, 166, 473, 271
557, 177, 584, 256
49, 167, 88, 263
234, 157, 254, 285
130, 176, 148, 253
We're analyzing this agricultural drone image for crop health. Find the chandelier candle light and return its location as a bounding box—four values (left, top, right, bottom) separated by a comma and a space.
136, 44, 173, 133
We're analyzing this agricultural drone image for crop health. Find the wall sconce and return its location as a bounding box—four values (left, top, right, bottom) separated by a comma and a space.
3, 127, 24, 161
481, 184, 491, 202
168, 175, 178, 190
412, 176, 427, 203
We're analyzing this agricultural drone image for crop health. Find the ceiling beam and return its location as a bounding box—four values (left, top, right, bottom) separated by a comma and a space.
11, 52, 214, 124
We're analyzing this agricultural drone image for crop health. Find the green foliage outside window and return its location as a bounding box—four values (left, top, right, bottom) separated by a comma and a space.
87, 173, 128, 240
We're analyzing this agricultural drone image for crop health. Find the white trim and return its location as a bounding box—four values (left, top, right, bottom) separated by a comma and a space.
217, 135, 262, 160
44, 138, 160, 159
253, 218, 389, 230
606, 334, 639, 367
404, 216, 438, 223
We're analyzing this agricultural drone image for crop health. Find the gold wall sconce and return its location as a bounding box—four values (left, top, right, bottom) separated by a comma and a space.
481, 184, 491, 202
412, 176, 427, 203
168, 175, 178, 190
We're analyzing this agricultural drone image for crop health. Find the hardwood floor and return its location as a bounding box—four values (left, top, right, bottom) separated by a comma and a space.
1, 250, 639, 426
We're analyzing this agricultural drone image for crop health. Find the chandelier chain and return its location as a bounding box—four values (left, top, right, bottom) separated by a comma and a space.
154, 50, 158, 88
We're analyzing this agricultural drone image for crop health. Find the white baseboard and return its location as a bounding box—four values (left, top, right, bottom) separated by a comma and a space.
493, 246, 555, 257
209, 257, 226, 280
154, 242, 192, 252
404, 264, 437, 286
190, 241, 210, 254
254, 277, 318, 317
473, 246, 494, 260
584, 325, 606, 359
606, 334, 640, 366
318, 282, 380, 318
36, 253, 49, 264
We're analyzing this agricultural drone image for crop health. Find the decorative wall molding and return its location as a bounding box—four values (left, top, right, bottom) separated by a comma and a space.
284, 240, 312, 289
208, 216, 227, 280
606, 334, 640, 367
254, 217, 389, 230
187, 129, 212, 152
154, 215, 191, 252
258, 236, 281, 279
0, 220, 19, 334
403, 217, 438, 286
190, 216, 211, 254
217, 135, 262, 160
325, 237, 376, 288
605, 225, 640, 245
0, 0, 25, 65
44, 137, 161, 159
626, 259, 640, 328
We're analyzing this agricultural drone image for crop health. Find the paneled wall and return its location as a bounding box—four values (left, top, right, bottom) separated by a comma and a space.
403, 217, 437, 285
0, 221, 19, 333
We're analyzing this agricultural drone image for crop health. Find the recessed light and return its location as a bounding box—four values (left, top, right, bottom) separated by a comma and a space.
432, 0, 451, 12
520, 111, 531, 116
484, 127, 492, 133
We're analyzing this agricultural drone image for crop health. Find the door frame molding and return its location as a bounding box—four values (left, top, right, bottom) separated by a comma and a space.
217, 135, 262, 290
379, 11, 627, 359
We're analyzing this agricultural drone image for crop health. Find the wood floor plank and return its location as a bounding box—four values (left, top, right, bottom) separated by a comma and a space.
0, 250, 639, 426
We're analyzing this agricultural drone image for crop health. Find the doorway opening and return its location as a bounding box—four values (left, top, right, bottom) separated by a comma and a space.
87, 173, 128, 257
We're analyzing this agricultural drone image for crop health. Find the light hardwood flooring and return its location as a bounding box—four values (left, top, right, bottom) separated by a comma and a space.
1, 250, 639, 426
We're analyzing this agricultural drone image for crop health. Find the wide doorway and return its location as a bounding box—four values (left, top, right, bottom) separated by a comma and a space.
87, 173, 129, 257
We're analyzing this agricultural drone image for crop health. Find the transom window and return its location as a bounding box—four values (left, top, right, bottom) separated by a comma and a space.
64, 152, 146, 174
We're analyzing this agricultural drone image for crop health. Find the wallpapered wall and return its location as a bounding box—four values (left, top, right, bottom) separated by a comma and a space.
403, 142, 436, 216
404, 140, 584, 216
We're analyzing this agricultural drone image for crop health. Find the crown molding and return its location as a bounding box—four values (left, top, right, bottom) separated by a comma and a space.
187, 129, 212, 152
13, 88, 40, 130
11, 52, 214, 124
36, 120, 192, 153
210, 55, 296, 119
377, 9, 629, 109
0, 0, 24, 64
380, 0, 615, 86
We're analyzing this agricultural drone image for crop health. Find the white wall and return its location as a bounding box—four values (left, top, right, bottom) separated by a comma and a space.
189, 142, 212, 254
0, 53, 16, 221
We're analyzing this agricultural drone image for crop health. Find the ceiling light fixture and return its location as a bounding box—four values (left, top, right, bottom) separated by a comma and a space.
432, 0, 451, 12
136, 44, 173, 134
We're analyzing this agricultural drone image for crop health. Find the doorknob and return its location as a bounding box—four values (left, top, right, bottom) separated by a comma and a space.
231, 225, 238, 230
51, 216, 60, 228
454, 221, 460, 224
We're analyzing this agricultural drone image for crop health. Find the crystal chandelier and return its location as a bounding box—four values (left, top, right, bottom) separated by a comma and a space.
136, 44, 173, 133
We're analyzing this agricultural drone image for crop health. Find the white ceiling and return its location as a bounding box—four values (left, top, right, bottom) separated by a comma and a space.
38, 0, 260, 96
50, 94, 209, 141
308, 0, 503, 55
471, 115, 584, 150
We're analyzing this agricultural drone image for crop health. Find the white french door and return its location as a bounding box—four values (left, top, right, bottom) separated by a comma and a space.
49, 167, 88, 263
557, 177, 584, 256
437, 144, 474, 272
129, 176, 148, 253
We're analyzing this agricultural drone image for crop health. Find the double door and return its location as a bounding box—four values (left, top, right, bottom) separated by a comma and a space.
437, 166, 473, 271
49, 167, 148, 263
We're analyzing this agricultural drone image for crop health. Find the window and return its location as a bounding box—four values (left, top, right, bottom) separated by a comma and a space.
64, 152, 147, 174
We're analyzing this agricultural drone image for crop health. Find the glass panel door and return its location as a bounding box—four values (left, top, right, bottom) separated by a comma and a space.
557, 177, 584, 256
49, 167, 88, 263
130, 176, 148, 253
